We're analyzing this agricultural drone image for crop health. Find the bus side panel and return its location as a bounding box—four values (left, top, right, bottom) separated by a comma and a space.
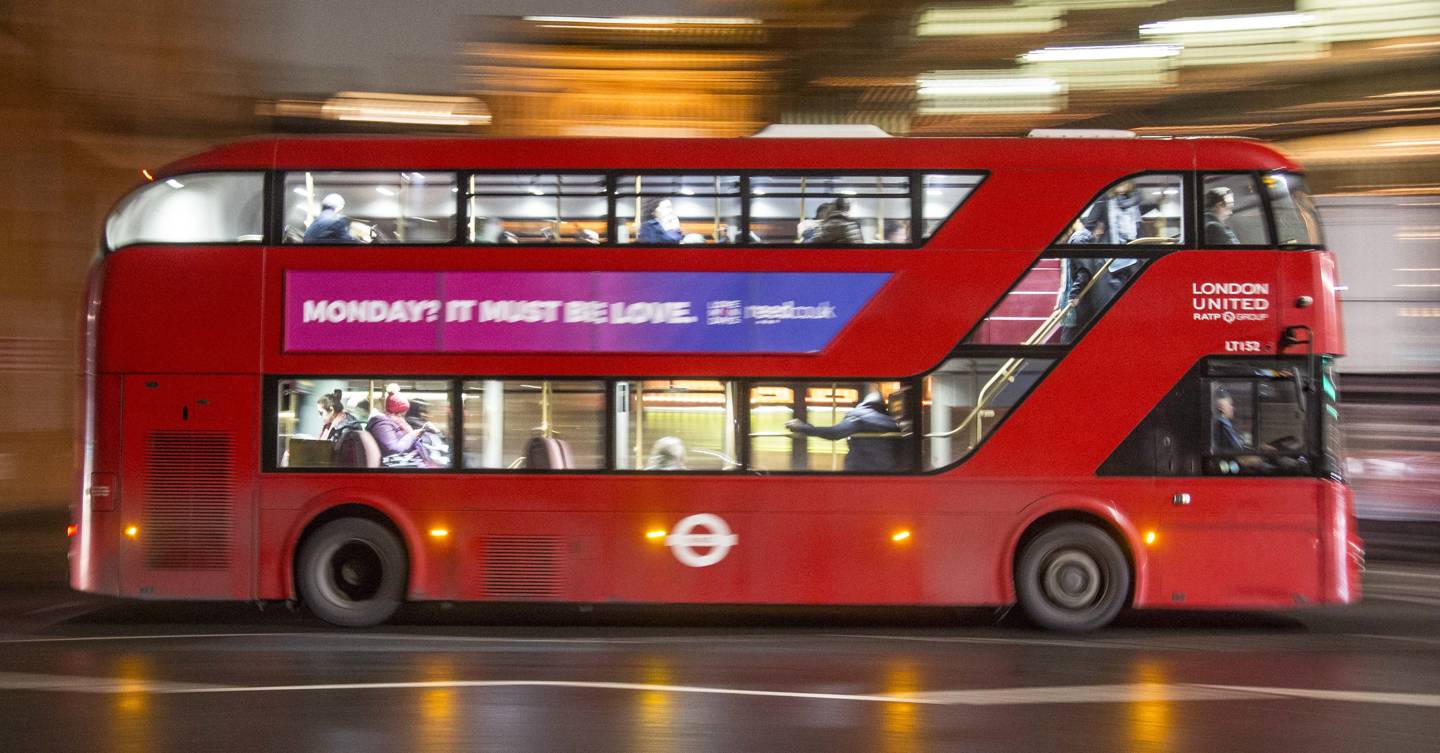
99, 246, 263, 374
118, 375, 257, 599
71, 373, 123, 596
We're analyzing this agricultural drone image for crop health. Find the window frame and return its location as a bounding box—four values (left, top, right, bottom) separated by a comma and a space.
1044, 171, 1194, 250
1262, 170, 1325, 250
1200, 359, 1319, 476
1198, 171, 1275, 250
104, 169, 270, 252
464, 171, 612, 246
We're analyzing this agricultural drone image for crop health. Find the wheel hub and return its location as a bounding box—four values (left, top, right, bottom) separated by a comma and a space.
1043, 549, 1103, 610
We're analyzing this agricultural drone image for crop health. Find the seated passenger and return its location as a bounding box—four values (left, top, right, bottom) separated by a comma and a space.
813, 197, 864, 244
303, 193, 360, 243
366, 387, 440, 468
638, 197, 684, 243
316, 389, 366, 467
644, 436, 688, 470
1212, 387, 1249, 452
1204, 187, 1240, 245
799, 202, 832, 243
785, 391, 901, 471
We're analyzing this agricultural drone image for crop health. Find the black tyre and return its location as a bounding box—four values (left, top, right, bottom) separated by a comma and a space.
1015, 522, 1130, 632
296, 518, 407, 627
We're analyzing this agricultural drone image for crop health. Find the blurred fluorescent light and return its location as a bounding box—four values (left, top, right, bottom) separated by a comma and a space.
917, 77, 1064, 96
916, 6, 1061, 35
523, 15, 761, 26
376, 186, 396, 196
1140, 12, 1314, 35
292, 187, 309, 196
165, 179, 184, 189
1380, 139, 1440, 147
1384, 106, 1440, 113
265, 92, 490, 127
1022, 44, 1180, 62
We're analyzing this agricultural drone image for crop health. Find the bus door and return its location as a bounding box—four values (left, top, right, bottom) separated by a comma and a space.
119, 375, 257, 599
1157, 367, 1322, 607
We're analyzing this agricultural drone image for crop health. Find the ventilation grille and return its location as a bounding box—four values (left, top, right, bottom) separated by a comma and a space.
477, 536, 565, 599
143, 431, 235, 570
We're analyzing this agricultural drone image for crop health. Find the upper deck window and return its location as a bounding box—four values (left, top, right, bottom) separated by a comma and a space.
1264, 172, 1324, 246
467, 174, 607, 244
282, 171, 458, 244
750, 175, 911, 244
922, 174, 983, 239
1059, 174, 1185, 247
106, 172, 264, 249
617, 175, 742, 245
1202, 174, 1267, 246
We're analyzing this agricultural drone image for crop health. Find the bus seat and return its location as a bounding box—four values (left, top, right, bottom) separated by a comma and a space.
523, 436, 574, 470
356, 430, 382, 468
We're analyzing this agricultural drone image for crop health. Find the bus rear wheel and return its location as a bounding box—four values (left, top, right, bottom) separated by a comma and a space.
1015, 522, 1129, 632
297, 518, 407, 627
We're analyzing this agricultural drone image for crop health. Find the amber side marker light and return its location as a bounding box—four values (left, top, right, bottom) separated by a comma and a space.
891, 530, 912, 543
429, 528, 450, 538
1145, 530, 1158, 546
124, 526, 139, 538
646, 529, 667, 541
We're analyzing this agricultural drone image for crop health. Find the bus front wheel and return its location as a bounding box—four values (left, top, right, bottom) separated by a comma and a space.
1015, 522, 1129, 632
296, 518, 407, 627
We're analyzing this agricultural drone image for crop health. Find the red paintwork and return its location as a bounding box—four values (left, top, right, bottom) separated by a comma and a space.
72, 136, 1358, 613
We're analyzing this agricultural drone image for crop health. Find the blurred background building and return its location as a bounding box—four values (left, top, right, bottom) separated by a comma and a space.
1, 0, 1437, 512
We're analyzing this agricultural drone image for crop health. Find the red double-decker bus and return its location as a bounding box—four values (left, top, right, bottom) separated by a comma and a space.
71, 130, 1362, 630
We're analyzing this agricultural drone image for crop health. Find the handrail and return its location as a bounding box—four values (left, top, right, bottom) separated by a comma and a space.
922, 258, 1117, 441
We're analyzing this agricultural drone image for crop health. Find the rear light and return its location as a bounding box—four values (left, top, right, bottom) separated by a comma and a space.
66, 524, 78, 538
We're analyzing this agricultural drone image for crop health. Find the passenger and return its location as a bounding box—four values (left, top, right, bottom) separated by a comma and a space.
638, 197, 684, 243
813, 197, 864, 244
1212, 387, 1249, 452
799, 202, 832, 243
302, 193, 360, 243
1079, 181, 1146, 244
644, 436, 688, 470
1065, 217, 1103, 244
784, 391, 901, 471
316, 389, 366, 467
1056, 255, 1139, 343
366, 387, 439, 468
1204, 187, 1241, 245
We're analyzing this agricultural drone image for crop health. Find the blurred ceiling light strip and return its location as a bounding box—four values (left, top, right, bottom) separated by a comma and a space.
321, 93, 490, 126
917, 77, 1064, 96
1369, 89, 1440, 98
915, 6, 1062, 36
1140, 12, 1314, 36
523, 15, 761, 26
1021, 44, 1181, 62
1300, 0, 1440, 43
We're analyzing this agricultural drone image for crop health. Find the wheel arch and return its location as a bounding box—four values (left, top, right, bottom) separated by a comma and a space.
280, 489, 424, 601
1001, 494, 1149, 607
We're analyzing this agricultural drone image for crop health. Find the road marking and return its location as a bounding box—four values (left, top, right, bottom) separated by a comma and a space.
2, 674, 1437, 709
19, 600, 94, 617
1350, 633, 1440, 647
1365, 567, 1440, 580
0, 632, 322, 645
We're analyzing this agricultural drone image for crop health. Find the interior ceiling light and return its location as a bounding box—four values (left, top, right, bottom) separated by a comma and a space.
523, 15, 761, 26
264, 92, 491, 127
1022, 44, 1182, 62
1140, 12, 1314, 36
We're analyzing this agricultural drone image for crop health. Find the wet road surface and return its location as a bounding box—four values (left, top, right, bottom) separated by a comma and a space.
1, 519, 1438, 752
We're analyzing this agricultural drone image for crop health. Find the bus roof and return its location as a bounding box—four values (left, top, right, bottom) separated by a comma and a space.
155, 135, 1299, 177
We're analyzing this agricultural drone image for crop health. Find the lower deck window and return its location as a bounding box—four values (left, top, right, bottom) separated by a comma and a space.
277, 379, 452, 469
615, 380, 739, 471
461, 380, 606, 470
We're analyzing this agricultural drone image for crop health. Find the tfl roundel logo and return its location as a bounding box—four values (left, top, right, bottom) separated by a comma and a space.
663, 514, 738, 568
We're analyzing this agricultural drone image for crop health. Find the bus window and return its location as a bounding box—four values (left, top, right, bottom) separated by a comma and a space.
748, 382, 909, 472
276, 379, 452, 469
106, 172, 264, 249
922, 358, 1051, 469
964, 256, 1142, 346
617, 175, 741, 245
1206, 368, 1311, 476
1263, 172, 1324, 246
921, 174, 984, 239
1202, 174, 1267, 246
468, 174, 607, 244
1062, 174, 1185, 246
461, 380, 605, 470
614, 380, 739, 471
750, 175, 910, 244
282, 171, 458, 244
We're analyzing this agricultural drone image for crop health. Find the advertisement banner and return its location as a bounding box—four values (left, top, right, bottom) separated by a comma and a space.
284, 270, 890, 354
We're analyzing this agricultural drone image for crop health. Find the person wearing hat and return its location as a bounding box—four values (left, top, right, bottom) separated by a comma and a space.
366, 387, 439, 467
303, 192, 361, 243
784, 390, 902, 471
